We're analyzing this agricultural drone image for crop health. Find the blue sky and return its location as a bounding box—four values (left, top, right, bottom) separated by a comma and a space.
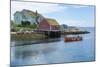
11, 1, 95, 27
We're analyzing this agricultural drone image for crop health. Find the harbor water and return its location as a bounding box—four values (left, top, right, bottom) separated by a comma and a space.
11, 27, 95, 66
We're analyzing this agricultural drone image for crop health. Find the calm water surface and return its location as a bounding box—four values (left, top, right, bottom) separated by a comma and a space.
11, 27, 95, 66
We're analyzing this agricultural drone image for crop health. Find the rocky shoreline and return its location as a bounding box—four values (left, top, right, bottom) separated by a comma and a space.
11, 32, 47, 41
61, 31, 90, 35
11, 30, 90, 41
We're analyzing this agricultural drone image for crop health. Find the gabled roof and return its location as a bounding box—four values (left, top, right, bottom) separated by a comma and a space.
21, 9, 42, 17
22, 9, 37, 16
46, 18, 59, 26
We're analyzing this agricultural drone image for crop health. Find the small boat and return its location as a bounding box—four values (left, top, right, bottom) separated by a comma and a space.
64, 36, 82, 42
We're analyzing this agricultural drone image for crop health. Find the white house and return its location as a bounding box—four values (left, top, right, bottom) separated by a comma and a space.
14, 9, 44, 25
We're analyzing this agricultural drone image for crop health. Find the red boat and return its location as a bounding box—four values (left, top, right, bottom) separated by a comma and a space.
64, 36, 82, 42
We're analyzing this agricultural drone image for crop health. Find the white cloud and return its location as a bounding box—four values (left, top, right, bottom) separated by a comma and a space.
11, 1, 67, 20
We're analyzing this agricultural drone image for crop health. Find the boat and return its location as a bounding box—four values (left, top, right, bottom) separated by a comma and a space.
64, 35, 82, 42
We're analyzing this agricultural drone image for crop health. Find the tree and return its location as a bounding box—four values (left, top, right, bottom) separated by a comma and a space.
21, 21, 31, 26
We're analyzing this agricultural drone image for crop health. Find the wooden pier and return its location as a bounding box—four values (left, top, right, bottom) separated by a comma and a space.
36, 29, 61, 38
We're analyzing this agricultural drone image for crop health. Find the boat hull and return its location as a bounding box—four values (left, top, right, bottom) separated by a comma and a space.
64, 36, 82, 42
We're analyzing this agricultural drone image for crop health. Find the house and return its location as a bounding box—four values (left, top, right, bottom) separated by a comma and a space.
14, 9, 44, 25
38, 18, 61, 38
38, 18, 60, 31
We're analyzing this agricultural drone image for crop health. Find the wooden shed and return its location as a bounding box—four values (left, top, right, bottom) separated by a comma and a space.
38, 18, 61, 38
38, 18, 60, 31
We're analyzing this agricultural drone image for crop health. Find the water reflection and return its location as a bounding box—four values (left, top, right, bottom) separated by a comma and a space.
14, 45, 57, 59
15, 50, 39, 59
11, 38, 61, 47
42, 47, 57, 54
